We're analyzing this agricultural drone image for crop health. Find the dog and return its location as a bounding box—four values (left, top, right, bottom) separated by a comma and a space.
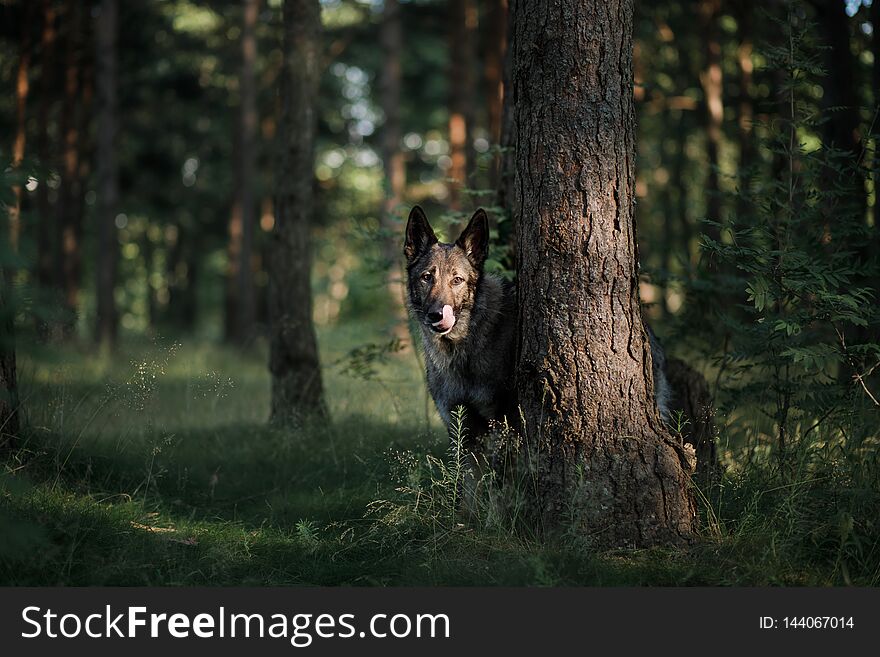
404, 205, 673, 445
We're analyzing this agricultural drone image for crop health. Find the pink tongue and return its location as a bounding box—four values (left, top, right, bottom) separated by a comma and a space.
434, 305, 456, 331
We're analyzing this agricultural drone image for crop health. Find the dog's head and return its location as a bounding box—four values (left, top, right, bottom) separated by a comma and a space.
404, 206, 489, 339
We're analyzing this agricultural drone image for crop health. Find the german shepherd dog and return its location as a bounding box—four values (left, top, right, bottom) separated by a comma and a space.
404, 205, 674, 446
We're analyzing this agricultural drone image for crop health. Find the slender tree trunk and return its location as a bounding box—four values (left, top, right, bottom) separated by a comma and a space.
36, 0, 57, 301
9, 2, 34, 256
56, 0, 87, 337
0, 272, 19, 449
238, 0, 259, 342
268, 0, 327, 424
698, 0, 723, 241
495, 0, 517, 261
483, 0, 507, 191
448, 0, 477, 210
511, 0, 696, 547
95, 0, 118, 348
735, 0, 754, 219
379, 0, 408, 345
874, 0, 880, 231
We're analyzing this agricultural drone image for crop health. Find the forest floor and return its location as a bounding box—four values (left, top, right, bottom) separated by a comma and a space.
1, 324, 877, 586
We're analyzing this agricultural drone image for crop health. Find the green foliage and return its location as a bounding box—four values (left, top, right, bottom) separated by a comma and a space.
700, 6, 880, 458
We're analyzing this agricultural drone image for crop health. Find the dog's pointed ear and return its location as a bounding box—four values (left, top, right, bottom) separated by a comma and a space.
456, 209, 490, 267
404, 206, 438, 262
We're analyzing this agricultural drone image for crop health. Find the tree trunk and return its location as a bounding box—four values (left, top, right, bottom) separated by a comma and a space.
447, 0, 477, 210
379, 0, 408, 345
9, 1, 34, 257
495, 0, 516, 261
483, 0, 507, 191
511, 0, 696, 547
36, 0, 57, 303
698, 0, 723, 242
95, 0, 118, 348
238, 0, 259, 342
56, 0, 87, 337
734, 0, 754, 220
0, 271, 19, 450
268, 0, 327, 424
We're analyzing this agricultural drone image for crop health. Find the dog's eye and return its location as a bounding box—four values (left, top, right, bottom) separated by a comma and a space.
451, 276, 465, 286
421, 273, 433, 283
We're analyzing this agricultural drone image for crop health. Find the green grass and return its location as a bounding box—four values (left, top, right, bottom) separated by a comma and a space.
2, 323, 879, 586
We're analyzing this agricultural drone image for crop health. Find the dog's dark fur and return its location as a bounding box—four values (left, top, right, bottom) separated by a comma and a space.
404, 206, 672, 442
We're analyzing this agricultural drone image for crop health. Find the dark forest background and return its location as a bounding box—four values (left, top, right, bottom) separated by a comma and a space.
0, 0, 878, 585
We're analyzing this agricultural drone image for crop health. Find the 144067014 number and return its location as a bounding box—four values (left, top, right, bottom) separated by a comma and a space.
783, 617, 854, 629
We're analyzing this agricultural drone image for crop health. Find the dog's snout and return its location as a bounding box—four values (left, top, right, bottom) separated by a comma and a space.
427, 310, 443, 323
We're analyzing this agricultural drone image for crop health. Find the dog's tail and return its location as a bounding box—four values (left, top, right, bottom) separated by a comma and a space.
665, 358, 719, 487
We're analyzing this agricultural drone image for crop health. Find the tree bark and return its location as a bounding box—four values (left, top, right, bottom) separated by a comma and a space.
95, 0, 119, 348
495, 0, 517, 261
483, 0, 507, 191
698, 0, 723, 242
0, 271, 19, 449
734, 0, 754, 219
379, 0, 408, 345
268, 0, 327, 424
36, 0, 57, 303
56, 0, 88, 337
9, 1, 34, 257
238, 0, 259, 342
511, 0, 695, 547
447, 0, 477, 210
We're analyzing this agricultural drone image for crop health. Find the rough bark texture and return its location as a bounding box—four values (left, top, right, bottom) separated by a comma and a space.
268, 0, 327, 424
95, 0, 119, 348
379, 0, 408, 345
698, 0, 723, 241
511, 0, 695, 547
448, 0, 477, 210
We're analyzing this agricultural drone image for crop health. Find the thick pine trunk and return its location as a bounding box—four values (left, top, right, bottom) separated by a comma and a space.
268, 0, 327, 424
511, 0, 695, 547
379, 0, 408, 345
447, 0, 477, 210
95, 0, 118, 348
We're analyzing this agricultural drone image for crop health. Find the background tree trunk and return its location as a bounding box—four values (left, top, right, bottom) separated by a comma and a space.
734, 0, 754, 220
699, 0, 723, 242
0, 272, 19, 449
56, 0, 87, 337
511, 0, 696, 547
268, 0, 327, 424
447, 0, 477, 211
95, 0, 119, 348
9, 1, 34, 257
36, 0, 57, 304
495, 0, 516, 261
483, 0, 507, 191
379, 0, 408, 345
238, 0, 259, 342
